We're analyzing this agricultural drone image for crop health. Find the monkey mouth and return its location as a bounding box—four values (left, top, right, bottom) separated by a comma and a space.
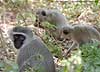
34, 19, 45, 29
14, 41, 23, 49
66, 38, 71, 41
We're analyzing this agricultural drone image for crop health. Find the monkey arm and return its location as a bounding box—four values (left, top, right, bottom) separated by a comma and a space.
65, 42, 78, 58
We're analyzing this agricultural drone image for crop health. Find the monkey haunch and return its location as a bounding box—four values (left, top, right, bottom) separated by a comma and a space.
9, 26, 56, 72
60, 25, 100, 57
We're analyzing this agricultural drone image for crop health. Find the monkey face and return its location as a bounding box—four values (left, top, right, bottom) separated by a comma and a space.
36, 9, 47, 22
13, 34, 25, 49
34, 9, 47, 28
59, 27, 72, 41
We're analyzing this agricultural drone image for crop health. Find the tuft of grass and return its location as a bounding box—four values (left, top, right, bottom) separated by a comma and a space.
80, 42, 100, 72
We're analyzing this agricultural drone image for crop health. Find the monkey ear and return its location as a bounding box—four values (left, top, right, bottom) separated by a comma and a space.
41, 10, 46, 16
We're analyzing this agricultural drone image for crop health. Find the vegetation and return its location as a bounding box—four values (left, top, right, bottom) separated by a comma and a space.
80, 42, 100, 72
0, 0, 100, 72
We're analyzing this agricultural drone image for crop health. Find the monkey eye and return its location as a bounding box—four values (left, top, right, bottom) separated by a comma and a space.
41, 11, 46, 16
20, 36, 25, 41
63, 30, 69, 35
14, 35, 18, 39
14, 34, 25, 41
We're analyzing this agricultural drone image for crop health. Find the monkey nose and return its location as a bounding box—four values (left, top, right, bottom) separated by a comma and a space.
35, 19, 38, 22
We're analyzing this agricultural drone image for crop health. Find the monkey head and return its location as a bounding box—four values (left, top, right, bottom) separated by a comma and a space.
8, 26, 33, 49
34, 8, 48, 28
35, 8, 47, 22
59, 26, 74, 41
35, 8, 67, 26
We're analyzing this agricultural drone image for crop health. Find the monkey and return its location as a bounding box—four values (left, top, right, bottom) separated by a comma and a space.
60, 24, 100, 57
35, 8, 100, 56
35, 8, 100, 39
8, 26, 56, 72
35, 8, 69, 28
35, 8, 70, 40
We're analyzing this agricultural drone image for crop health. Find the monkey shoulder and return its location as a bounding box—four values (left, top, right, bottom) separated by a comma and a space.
21, 37, 53, 58
17, 37, 55, 72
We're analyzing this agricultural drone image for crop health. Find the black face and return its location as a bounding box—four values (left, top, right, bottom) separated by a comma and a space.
13, 34, 26, 49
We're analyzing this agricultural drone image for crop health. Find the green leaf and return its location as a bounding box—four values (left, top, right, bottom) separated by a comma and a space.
95, 0, 99, 5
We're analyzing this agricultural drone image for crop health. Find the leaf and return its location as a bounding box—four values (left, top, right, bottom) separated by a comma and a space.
95, 0, 99, 5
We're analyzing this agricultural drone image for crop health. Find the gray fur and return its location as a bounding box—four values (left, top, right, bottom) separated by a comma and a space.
9, 26, 56, 72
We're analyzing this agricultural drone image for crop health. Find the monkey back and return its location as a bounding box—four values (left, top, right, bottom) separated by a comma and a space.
17, 37, 56, 72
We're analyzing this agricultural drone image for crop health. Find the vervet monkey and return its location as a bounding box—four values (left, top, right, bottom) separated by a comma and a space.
35, 8, 69, 28
9, 26, 56, 72
60, 24, 100, 56
35, 8, 100, 53
35, 8, 70, 40
35, 8, 100, 39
